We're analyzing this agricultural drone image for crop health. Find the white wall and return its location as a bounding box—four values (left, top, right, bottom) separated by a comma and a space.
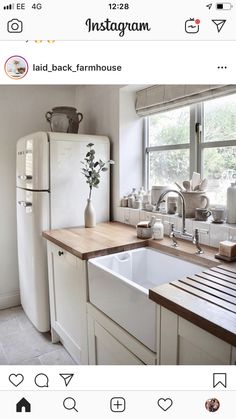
119, 88, 143, 199
75, 85, 120, 217
75, 85, 144, 219
0, 85, 76, 309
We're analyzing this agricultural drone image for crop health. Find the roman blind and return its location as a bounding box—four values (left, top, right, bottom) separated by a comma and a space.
135, 85, 236, 116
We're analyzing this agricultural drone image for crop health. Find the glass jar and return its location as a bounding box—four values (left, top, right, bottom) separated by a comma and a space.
153, 219, 164, 240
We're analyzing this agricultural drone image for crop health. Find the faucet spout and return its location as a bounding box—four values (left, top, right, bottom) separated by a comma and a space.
156, 189, 186, 233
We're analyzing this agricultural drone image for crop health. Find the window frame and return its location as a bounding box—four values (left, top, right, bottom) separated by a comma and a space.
144, 95, 236, 204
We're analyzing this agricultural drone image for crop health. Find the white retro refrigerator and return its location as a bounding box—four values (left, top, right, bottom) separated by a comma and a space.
16, 132, 110, 332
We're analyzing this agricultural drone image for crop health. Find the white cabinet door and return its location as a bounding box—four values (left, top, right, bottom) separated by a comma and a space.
47, 242, 88, 364
90, 321, 144, 365
87, 303, 157, 365
177, 317, 231, 365
231, 347, 236, 365
160, 308, 232, 365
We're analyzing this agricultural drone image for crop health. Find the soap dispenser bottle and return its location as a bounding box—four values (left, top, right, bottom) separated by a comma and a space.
227, 181, 236, 224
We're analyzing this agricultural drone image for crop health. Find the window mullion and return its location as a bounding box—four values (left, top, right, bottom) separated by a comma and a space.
143, 116, 149, 191
147, 143, 189, 152
189, 105, 197, 176
198, 102, 204, 175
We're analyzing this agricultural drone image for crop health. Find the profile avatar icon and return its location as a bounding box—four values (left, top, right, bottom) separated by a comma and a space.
205, 398, 220, 412
4, 55, 28, 79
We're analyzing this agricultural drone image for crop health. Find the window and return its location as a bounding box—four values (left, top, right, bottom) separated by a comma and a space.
147, 107, 190, 187
201, 94, 236, 204
146, 93, 236, 205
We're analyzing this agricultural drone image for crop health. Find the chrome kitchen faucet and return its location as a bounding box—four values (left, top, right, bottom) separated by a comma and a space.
156, 189, 203, 254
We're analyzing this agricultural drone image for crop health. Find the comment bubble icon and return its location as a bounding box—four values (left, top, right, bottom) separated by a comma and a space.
34, 373, 49, 388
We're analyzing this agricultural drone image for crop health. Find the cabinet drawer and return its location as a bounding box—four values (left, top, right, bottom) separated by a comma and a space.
54, 246, 77, 266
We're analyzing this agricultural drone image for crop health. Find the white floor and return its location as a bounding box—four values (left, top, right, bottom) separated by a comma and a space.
0, 306, 75, 365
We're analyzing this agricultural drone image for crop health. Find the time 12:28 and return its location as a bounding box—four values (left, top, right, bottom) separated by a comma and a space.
108, 3, 130, 9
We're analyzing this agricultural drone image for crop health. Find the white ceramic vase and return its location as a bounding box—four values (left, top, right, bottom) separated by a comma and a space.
84, 198, 96, 228
227, 182, 236, 223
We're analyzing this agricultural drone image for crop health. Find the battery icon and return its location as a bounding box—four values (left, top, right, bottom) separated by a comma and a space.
216, 2, 233, 9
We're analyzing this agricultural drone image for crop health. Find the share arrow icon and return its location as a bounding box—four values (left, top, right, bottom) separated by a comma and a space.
212, 19, 226, 32
59, 373, 74, 387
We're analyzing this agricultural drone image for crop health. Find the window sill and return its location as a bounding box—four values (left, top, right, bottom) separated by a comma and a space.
115, 207, 236, 249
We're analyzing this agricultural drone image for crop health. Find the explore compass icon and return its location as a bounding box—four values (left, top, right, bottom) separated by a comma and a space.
212, 19, 226, 32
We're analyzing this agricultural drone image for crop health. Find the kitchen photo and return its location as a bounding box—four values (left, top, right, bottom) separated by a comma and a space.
0, 84, 236, 365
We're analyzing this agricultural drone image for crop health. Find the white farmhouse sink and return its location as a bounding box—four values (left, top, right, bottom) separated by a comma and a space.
88, 247, 204, 352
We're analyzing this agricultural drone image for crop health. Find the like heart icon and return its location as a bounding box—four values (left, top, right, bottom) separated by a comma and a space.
9, 374, 24, 387
157, 398, 173, 411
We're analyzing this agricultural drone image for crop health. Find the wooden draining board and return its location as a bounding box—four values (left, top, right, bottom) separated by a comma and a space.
149, 265, 236, 346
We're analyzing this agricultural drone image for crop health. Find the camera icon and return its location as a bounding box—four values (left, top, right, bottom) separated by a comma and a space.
7, 19, 23, 33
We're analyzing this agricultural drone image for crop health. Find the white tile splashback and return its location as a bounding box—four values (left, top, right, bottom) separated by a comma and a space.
209, 223, 229, 248
192, 221, 210, 246
115, 207, 236, 249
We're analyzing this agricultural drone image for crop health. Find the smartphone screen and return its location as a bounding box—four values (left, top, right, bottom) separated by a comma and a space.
0, 0, 235, 417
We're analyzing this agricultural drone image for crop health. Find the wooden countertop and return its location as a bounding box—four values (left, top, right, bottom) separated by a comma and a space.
42, 222, 148, 260
43, 221, 219, 264
43, 221, 236, 346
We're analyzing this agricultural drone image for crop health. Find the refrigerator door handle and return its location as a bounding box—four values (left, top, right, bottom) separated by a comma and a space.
18, 175, 33, 181
18, 201, 33, 208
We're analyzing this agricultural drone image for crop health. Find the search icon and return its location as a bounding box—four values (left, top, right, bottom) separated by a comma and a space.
63, 397, 78, 412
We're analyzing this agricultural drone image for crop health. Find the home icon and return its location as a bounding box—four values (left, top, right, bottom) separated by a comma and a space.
16, 397, 31, 413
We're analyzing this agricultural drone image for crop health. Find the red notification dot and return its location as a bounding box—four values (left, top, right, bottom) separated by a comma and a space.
195, 19, 200, 24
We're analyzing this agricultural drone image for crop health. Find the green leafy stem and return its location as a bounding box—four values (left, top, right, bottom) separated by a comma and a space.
81, 142, 114, 200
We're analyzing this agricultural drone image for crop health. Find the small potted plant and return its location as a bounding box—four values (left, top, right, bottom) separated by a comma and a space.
81, 143, 114, 227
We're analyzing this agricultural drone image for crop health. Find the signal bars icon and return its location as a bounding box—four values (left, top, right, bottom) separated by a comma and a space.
3, 3, 14, 9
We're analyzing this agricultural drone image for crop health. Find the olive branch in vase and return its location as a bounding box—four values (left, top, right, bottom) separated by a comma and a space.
81, 143, 114, 199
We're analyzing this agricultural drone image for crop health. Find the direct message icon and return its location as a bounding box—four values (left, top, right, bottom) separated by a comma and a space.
157, 398, 173, 411
59, 373, 74, 387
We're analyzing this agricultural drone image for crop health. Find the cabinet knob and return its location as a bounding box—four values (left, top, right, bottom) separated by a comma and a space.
58, 251, 64, 256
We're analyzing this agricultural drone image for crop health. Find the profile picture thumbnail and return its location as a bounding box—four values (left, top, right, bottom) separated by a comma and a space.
4, 55, 28, 79
205, 398, 220, 412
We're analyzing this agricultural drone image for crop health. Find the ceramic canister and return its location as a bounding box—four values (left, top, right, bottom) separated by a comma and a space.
45, 106, 83, 133
178, 191, 210, 218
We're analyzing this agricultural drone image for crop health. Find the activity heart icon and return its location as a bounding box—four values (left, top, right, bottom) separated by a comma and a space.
9, 374, 24, 387
157, 398, 173, 411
